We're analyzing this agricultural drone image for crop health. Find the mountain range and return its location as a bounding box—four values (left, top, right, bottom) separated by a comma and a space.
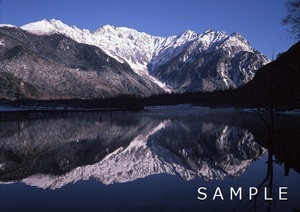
0, 19, 269, 100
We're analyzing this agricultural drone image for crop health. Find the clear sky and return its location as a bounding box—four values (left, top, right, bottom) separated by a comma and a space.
0, 0, 297, 59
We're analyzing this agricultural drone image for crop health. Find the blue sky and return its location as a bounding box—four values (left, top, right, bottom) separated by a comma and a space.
0, 0, 296, 59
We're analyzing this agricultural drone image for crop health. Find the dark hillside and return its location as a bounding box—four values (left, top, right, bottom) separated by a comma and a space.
239, 41, 300, 108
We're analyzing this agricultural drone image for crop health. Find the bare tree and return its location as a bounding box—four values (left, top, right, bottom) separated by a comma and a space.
282, 0, 300, 39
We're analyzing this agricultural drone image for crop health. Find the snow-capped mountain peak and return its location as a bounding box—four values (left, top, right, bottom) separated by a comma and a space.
97, 24, 115, 32
0, 24, 17, 28
178, 30, 198, 41
230, 32, 247, 41
20, 19, 269, 93
21, 19, 64, 35
198, 30, 228, 47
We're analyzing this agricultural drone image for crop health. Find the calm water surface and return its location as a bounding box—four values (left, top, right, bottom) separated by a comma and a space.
0, 108, 299, 212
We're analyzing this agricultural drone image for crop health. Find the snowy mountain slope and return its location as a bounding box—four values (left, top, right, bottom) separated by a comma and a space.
0, 25, 163, 99
21, 19, 270, 92
150, 31, 270, 91
21, 19, 171, 91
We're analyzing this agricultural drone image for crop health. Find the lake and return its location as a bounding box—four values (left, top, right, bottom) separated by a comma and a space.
0, 107, 299, 212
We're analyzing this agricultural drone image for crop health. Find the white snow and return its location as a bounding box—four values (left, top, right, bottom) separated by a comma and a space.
279, 110, 300, 116
0, 163, 4, 170
0, 39, 4, 47
0, 24, 17, 28
21, 20, 54, 35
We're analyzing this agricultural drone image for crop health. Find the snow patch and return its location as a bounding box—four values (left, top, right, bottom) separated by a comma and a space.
0, 163, 5, 170
0, 24, 17, 28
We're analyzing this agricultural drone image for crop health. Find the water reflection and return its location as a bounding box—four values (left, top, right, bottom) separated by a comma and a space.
236, 109, 300, 212
0, 109, 269, 188
0, 108, 299, 211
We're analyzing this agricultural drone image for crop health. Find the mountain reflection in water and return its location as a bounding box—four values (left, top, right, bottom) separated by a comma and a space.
0, 108, 299, 211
